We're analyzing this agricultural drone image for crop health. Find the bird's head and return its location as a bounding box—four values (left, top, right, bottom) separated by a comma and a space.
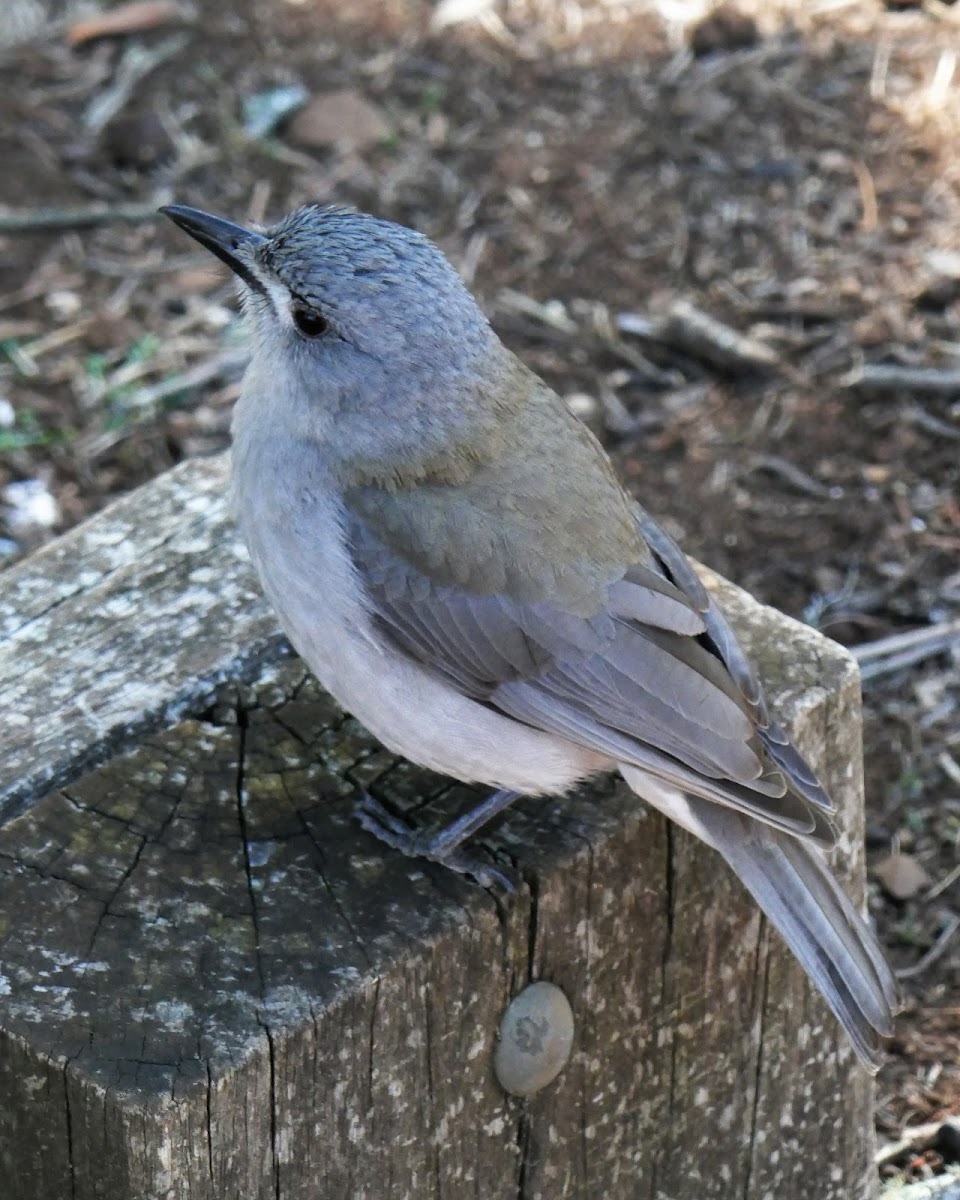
161, 202, 512, 483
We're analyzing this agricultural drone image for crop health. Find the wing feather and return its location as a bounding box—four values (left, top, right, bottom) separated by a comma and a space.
343, 496, 834, 841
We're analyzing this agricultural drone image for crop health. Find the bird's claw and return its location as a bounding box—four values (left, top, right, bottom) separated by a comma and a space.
355, 791, 517, 892
355, 791, 419, 847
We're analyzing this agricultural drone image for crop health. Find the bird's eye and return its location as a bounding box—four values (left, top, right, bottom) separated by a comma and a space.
292, 306, 329, 338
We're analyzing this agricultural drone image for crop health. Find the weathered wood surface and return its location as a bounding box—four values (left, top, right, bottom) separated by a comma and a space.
0, 455, 285, 825
0, 457, 877, 1199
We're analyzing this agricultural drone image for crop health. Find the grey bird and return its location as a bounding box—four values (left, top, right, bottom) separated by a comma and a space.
161, 201, 899, 1070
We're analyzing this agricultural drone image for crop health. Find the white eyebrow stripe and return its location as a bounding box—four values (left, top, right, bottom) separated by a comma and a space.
258, 273, 295, 329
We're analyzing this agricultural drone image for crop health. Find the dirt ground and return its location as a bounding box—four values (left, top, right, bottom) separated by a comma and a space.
1, 0, 959, 1183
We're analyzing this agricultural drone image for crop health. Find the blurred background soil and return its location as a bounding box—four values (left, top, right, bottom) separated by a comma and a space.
1, 0, 959, 1183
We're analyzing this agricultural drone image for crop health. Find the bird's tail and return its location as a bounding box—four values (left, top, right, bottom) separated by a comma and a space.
621, 768, 900, 1071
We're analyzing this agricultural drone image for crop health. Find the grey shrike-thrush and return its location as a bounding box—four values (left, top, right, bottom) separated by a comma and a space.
161, 202, 898, 1069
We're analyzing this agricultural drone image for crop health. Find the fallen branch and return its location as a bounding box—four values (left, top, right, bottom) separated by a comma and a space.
0, 203, 163, 232
497, 291, 678, 385
876, 1120, 960, 1167
844, 363, 960, 394
83, 34, 189, 135
928, 855, 960, 900
66, 0, 191, 47
852, 617, 960, 659
904, 405, 960, 441
500, 292, 790, 381
895, 915, 960, 981
644, 299, 784, 376
746, 453, 833, 499
851, 617, 960, 683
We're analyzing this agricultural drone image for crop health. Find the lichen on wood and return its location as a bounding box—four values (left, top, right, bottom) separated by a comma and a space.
0, 457, 877, 1198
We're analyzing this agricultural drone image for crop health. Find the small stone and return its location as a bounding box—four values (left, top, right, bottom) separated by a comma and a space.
101, 111, 174, 171
243, 84, 309, 140
2, 479, 61, 533
564, 392, 597, 420
85, 315, 139, 352
934, 1119, 960, 1163
926, 249, 960, 277
425, 111, 448, 147
430, 0, 495, 30
690, 6, 759, 57
873, 852, 930, 901
286, 90, 390, 152
45, 290, 82, 319
915, 276, 960, 313
493, 981, 574, 1097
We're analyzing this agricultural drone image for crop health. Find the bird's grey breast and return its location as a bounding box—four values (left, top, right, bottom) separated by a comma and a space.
228, 423, 605, 793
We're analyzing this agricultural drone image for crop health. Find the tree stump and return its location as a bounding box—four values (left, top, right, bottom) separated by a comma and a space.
0, 456, 877, 1199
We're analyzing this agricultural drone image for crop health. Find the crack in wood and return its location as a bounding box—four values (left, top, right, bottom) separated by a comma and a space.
743, 927, 772, 1200
297, 808, 374, 973
365, 978, 380, 1113
0, 527, 877, 1197
85, 832, 148, 957
234, 703, 282, 1200
422, 984, 443, 1197
514, 1109, 531, 1200
204, 1056, 216, 1176
61, 1046, 86, 1200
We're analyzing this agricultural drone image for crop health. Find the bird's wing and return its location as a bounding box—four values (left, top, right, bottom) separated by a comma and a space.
343, 486, 835, 843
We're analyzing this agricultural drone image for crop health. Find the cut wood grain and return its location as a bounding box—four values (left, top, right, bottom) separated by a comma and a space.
0, 457, 878, 1199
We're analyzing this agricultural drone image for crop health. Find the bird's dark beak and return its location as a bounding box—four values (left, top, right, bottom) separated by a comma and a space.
159, 205, 268, 294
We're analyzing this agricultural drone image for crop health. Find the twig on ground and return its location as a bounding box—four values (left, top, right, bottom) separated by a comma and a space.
927, 856, 960, 901
498, 292, 679, 385
853, 159, 878, 232
852, 618, 960, 681
904, 405, 960, 441
0, 203, 164, 232
843, 364, 960, 394
853, 620, 960, 659
83, 34, 189, 135
0, 320, 40, 341
502, 293, 792, 383
19, 321, 93, 361
876, 1120, 955, 1166
498, 289, 579, 334
66, 1, 192, 47
895, 915, 960, 981
78, 348, 248, 458
575, 301, 679, 384
654, 299, 785, 376
745, 454, 833, 498
86, 252, 212, 277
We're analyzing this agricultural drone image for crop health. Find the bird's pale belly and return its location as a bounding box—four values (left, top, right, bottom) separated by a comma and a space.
237, 493, 607, 795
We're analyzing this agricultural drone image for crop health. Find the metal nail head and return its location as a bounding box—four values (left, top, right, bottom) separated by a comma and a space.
494, 981, 574, 1097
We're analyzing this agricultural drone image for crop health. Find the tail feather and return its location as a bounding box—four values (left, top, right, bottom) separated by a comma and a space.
622, 768, 900, 1072
777, 835, 900, 1019
708, 814, 897, 1065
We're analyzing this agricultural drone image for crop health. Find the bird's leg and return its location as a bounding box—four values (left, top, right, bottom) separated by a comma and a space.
355, 788, 522, 890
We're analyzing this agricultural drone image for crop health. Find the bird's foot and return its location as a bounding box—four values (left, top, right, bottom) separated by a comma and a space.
355, 790, 519, 892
